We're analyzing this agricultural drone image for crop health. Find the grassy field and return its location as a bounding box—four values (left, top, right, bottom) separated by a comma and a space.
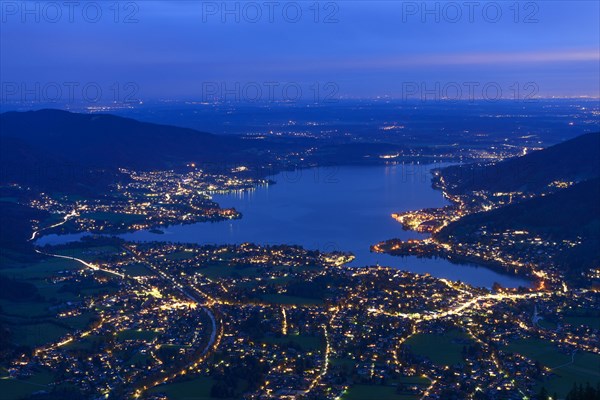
564, 315, 600, 330
234, 280, 296, 294
54, 245, 121, 261
0, 255, 105, 350
149, 376, 217, 400
404, 330, 472, 367
121, 263, 155, 277
199, 265, 287, 279
198, 264, 320, 279
2, 258, 81, 281
0, 256, 107, 322
48, 193, 87, 202
0, 244, 121, 377
10, 323, 70, 348
200, 266, 296, 292
0, 249, 31, 267
331, 358, 356, 368
263, 334, 324, 351
61, 311, 97, 331
0, 300, 55, 320
537, 319, 558, 330
126, 352, 153, 367
505, 337, 600, 397
506, 338, 570, 366
82, 211, 146, 224
198, 265, 262, 279
64, 335, 104, 352
0, 370, 54, 400
341, 384, 419, 400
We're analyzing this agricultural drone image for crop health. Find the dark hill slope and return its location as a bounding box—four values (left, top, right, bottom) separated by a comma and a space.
436, 178, 600, 278
0, 109, 277, 170
438, 133, 600, 194
0, 202, 48, 258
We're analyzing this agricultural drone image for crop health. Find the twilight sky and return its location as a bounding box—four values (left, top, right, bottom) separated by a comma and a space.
1, 1, 599, 102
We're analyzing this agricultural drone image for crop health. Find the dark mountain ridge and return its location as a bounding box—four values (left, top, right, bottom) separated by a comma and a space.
0, 109, 276, 170
428, 132, 600, 282
435, 177, 600, 279
0, 109, 410, 193
438, 132, 600, 195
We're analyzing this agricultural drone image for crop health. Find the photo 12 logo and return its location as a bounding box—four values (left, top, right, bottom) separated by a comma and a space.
200, 1, 339, 23
200, 81, 339, 104
1, 1, 140, 23
401, 81, 539, 102
401, 1, 540, 23
278, 166, 340, 184
1, 81, 140, 104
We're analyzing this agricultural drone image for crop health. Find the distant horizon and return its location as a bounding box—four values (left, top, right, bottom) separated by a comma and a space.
2, 2, 599, 100
2, 94, 600, 109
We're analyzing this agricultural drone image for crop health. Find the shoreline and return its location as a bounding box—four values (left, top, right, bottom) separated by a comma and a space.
371, 240, 534, 286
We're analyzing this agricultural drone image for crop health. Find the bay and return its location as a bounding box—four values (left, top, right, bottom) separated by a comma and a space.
38, 164, 530, 288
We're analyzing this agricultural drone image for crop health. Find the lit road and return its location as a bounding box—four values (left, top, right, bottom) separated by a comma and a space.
29, 209, 78, 241
368, 291, 548, 322
34, 248, 125, 278
123, 246, 223, 396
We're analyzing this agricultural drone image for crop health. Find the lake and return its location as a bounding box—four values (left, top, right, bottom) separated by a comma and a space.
38, 164, 530, 288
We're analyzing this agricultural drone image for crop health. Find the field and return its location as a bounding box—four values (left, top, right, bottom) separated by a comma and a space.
149, 376, 217, 400
0, 300, 55, 320
82, 211, 146, 224
395, 376, 430, 386
121, 263, 155, 277
2, 257, 81, 281
0, 370, 54, 400
331, 358, 356, 368
0, 253, 106, 350
341, 384, 420, 400
64, 335, 104, 352
10, 322, 70, 348
126, 352, 153, 367
564, 315, 600, 330
198, 264, 321, 280
505, 337, 600, 397
54, 245, 121, 261
61, 311, 97, 331
198, 266, 326, 305
198, 265, 264, 279
263, 334, 324, 351
404, 330, 472, 367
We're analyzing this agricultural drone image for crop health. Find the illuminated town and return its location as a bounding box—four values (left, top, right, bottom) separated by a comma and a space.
27, 168, 265, 236
5, 236, 599, 399
1, 1, 599, 399
376, 171, 586, 287
2, 124, 599, 399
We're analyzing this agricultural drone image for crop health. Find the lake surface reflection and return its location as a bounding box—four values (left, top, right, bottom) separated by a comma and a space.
39, 164, 530, 288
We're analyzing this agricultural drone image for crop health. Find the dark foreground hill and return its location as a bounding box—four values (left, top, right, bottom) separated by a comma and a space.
438, 132, 600, 195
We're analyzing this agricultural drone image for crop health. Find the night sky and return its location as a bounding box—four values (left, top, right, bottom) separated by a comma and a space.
1, 1, 599, 101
